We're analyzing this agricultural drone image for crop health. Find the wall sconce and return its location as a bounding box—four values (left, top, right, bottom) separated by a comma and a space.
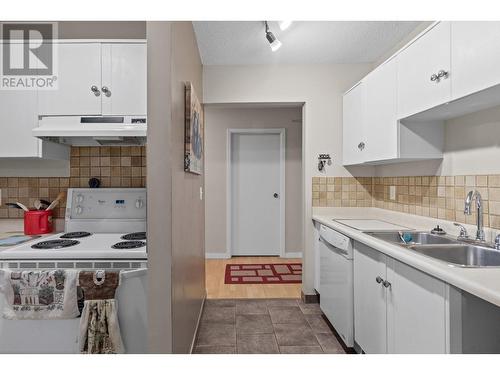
318, 154, 332, 172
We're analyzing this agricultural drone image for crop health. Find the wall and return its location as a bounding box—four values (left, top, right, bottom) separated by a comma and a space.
204, 106, 303, 257
57, 21, 146, 39
170, 21, 205, 354
147, 21, 205, 354
203, 63, 373, 295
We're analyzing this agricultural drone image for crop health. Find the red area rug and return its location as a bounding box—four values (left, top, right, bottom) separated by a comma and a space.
224, 263, 302, 284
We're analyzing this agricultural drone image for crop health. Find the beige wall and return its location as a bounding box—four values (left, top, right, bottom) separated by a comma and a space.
170, 21, 205, 354
147, 21, 173, 354
204, 106, 303, 257
203, 63, 373, 294
147, 21, 204, 354
57, 21, 146, 39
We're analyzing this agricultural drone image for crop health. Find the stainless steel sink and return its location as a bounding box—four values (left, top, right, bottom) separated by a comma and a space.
365, 231, 460, 245
407, 244, 500, 268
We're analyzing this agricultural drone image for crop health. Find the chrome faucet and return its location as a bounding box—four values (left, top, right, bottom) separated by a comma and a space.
464, 190, 485, 241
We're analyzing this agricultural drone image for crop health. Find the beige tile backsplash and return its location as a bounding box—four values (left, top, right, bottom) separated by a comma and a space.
312, 175, 500, 230
0, 146, 146, 219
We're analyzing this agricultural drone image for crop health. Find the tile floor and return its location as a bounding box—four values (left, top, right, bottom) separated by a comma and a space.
193, 298, 347, 354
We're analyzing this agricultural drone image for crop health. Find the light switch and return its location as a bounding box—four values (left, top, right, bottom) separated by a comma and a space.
389, 186, 396, 201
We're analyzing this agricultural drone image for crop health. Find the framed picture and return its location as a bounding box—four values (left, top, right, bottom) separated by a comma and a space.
184, 82, 204, 175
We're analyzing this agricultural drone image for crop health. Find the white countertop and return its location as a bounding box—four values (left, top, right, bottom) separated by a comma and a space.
312, 207, 500, 309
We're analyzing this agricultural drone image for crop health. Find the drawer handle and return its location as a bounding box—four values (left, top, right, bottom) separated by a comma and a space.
358, 142, 365, 151
430, 73, 438, 82
437, 70, 449, 79
90, 85, 101, 96
382, 280, 391, 288
375, 276, 383, 284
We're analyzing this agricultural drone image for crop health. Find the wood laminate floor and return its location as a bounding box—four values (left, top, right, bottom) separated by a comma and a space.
206, 257, 302, 299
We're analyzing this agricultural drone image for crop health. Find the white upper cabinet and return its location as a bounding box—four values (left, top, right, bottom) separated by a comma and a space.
38, 43, 102, 116
451, 22, 500, 100
342, 83, 365, 165
101, 43, 147, 116
364, 57, 398, 162
38, 41, 146, 117
397, 22, 451, 118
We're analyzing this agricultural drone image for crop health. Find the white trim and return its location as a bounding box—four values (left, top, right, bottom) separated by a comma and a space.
189, 292, 206, 354
205, 252, 231, 259
226, 128, 286, 258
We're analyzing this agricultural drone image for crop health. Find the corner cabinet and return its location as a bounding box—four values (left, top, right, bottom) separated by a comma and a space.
38, 41, 146, 116
354, 242, 449, 353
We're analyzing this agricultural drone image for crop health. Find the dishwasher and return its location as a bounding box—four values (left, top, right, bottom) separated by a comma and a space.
319, 224, 354, 348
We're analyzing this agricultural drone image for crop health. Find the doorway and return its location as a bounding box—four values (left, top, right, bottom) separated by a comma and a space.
228, 129, 285, 257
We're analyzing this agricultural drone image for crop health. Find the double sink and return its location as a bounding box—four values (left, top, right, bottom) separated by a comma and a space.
364, 231, 500, 267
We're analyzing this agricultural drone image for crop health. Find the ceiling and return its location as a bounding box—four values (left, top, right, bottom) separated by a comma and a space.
193, 21, 422, 65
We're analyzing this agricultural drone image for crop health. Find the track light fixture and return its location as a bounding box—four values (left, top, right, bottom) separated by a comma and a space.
264, 21, 282, 52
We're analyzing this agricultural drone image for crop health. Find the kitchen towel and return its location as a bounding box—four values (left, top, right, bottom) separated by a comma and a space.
0, 269, 79, 319
78, 271, 124, 354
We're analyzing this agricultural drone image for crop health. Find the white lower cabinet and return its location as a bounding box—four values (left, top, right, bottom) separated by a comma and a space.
354, 242, 449, 353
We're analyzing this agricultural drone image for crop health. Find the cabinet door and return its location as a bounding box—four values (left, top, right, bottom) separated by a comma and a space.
386, 259, 447, 353
364, 58, 398, 162
451, 22, 500, 100
101, 43, 147, 116
0, 90, 40, 157
342, 83, 365, 165
354, 242, 387, 353
38, 43, 102, 116
397, 22, 451, 118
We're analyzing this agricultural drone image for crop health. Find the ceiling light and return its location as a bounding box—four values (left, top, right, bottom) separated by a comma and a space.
265, 21, 282, 52
279, 21, 293, 31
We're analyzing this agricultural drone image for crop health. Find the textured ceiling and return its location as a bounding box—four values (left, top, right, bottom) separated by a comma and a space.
193, 21, 422, 65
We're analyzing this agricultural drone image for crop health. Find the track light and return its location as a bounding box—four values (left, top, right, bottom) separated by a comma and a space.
265, 21, 282, 52
279, 21, 292, 31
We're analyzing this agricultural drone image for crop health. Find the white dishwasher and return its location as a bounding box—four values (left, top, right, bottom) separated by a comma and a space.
319, 224, 354, 348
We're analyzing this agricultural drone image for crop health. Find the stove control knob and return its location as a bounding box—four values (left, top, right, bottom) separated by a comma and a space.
76, 194, 84, 203
76, 205, 83, 215
135, 199, 144, 209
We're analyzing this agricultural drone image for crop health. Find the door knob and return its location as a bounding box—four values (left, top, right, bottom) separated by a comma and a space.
273, 193, 279, 198
101, 86, 111, 97
375, 276, 383, 284
90, 85, 100, 96
382, 280, 391, 288
430, 73, 438, 82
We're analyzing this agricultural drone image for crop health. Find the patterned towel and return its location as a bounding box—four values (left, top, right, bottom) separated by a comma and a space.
0, 269, 79, 320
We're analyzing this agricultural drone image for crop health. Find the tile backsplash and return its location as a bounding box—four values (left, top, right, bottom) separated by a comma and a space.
312, 175, 500, 230
0, 146, 146, 219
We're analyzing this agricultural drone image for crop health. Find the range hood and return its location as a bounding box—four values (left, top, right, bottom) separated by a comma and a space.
33, 116, 147, 146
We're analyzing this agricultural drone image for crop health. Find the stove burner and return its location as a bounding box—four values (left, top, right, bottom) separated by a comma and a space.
111, 241, 146, 249
31, 240, 80, 249
121, 232, 146, 241
60, 231, 92, 239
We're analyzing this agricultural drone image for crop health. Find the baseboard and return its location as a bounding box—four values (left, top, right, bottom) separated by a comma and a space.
189, 291, 206, 354
283, 252, 302, 258
301, 290, 320, 304
205, 252, 231, 259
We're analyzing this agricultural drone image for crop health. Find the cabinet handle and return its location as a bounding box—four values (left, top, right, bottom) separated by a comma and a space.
437, 70, 449, 79
90, 85, 100, 96
101, 86, 111, 97
382, 280, 391, 288
358, 142, 365, 151
430, 73, 438, 82
375, 276, 383, 284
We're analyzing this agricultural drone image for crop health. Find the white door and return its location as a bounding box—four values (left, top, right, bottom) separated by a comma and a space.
354, 242, 387, 353
38, 43, 102, 116
230, 132, 282, 256
101, 43, 147, 116
451, 21, 500, 100
364, 57, 399, 162
386, 258, 448, 353
342, 83, 365, 165
397, 22, 451, 118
